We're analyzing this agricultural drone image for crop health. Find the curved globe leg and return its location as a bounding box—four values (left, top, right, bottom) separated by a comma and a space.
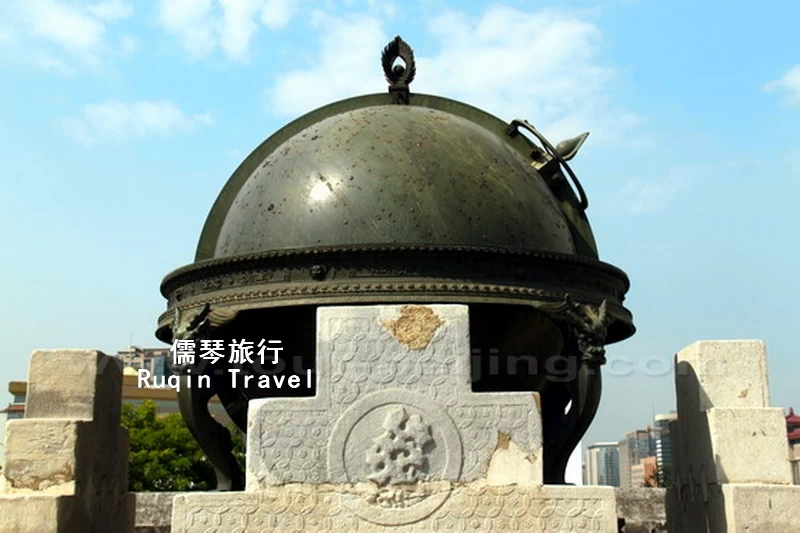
542, 360, 602, 484
177, 375, 244, 491
541, 297, 610, 484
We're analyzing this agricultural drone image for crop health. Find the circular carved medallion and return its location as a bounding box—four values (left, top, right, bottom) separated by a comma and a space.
328, 389, 463, 525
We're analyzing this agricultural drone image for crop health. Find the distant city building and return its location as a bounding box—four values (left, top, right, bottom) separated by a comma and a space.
630, 456, 658, 488
787, 407, 800, 444
619, 429, 656, 489
1, 381, 31, 469
653, 412, 678, 486
115, 346, 172, 379
584, 442, 620, 487
1, 381, 26, 421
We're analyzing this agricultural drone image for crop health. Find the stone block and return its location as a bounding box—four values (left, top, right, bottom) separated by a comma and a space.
614, 487, 666, 533
171, 484, 618, 532
671, 483, 800, 532
675, 341, 769, 420
0, 348, 134, 532
3, 419, 85, 494
671, 340, 791, 488
666, 481, 721, 533
0, 494, 87, 533
707, 407, 792, 484
718, 484, 800, 532
134, 492, 178, 533
26, 349, 123, 428
247, 305, 542, 490
3, 420, 130, 497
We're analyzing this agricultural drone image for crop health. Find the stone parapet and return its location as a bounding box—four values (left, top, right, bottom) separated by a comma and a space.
668, 340, 800, 532
172, 484, 618, 532
0, 350, 134, 533
134, 492, 179, 533
614, 487, 666, 533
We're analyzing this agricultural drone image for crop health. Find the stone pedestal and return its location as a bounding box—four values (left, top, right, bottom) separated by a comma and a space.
172, 484, 617, 532
667, 340, 800, 532
0, 350, 134, 533
172, 304, 619, 532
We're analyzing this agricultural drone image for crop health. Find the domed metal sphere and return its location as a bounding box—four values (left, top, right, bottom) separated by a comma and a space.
157, 88, 633, 343
211, 103, 575, 257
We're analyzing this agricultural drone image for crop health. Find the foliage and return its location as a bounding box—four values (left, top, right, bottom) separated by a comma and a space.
121, 400, 244, 492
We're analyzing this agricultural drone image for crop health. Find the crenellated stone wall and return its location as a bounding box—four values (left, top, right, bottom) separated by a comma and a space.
0, 350, 135, 532
667, 340, 800, 532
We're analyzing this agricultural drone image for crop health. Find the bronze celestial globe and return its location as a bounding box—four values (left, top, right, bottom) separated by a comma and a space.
156, 37, 634, 489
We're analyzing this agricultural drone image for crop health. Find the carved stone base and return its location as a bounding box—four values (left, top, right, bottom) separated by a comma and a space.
247, 305, 542, 489
0, 493, 135, 533
171, 483, 618, 532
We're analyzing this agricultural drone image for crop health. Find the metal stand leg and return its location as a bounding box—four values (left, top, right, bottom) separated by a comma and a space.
176, 376, 244, 491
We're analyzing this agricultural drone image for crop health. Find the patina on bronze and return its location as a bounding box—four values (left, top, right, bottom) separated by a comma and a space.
156, 36, 635, 490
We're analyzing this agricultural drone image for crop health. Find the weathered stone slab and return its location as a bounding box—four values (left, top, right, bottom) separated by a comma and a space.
668, 483, 800, 533
134, 492, 178, 533
672, 408, 793, 489
26, 349, 123, 427
675, 340, 769, 417
666, 480, 711, 533
0, 494, 86, 533
614, 488, 666, 533
247, 305, 542, 490
707, 407, 792, 484
718, 484, 800, 532
171, 484, 618, 532
3, 419, 85, 494
3, 419, 130, 498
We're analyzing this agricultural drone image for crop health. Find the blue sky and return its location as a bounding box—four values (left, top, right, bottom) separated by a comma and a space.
1, 0, 798, 448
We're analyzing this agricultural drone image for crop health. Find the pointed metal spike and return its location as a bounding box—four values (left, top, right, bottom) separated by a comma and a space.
555, 132, 590, 161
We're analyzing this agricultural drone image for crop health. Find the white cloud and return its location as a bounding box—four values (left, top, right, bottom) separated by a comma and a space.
62, 100, 214, 146
27, 0, 106, 52
267, 11, 386, 115
260, 0, 295, 30
622, 178, 686, 214
119, 34, 138, 55
88, 0, 133, 21
219, 0, 262, 59
764, 65, 800, 107
0, 0, 134, 73
156, 0, 298, 60
267, 6, 644, 147
157, 0, 216, 59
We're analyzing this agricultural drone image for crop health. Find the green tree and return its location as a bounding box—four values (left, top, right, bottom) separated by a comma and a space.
121, 400, 244, 492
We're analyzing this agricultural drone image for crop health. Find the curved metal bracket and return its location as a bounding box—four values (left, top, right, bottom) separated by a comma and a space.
507, 118, 589, 211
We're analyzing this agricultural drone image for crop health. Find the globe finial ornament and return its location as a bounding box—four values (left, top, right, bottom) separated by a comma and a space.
381, 36, 416, 104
